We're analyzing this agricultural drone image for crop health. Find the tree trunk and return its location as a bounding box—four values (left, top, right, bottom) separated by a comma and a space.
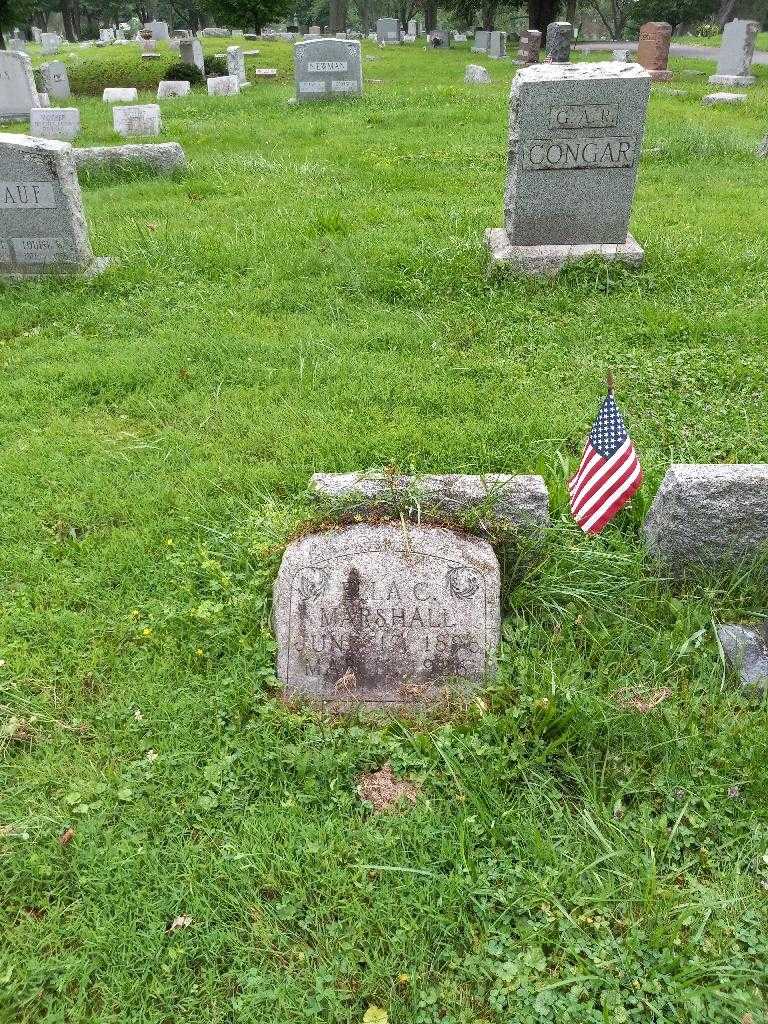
61, 0, 78, 42
481, 0, 497, 30
566, 0, 576, 24
0, 29, 5, 49
329, 0, 347, 33
422, 0, 437, 32
528, 0, 559, 34
717, 0, 737, 28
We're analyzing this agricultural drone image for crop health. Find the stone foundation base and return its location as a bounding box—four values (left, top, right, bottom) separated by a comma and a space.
708, 73, 755, 86
648, 69, 673, 81
485, 227, 644, 276
0, 256, 111, 280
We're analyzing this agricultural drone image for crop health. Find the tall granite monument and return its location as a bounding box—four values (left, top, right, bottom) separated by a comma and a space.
709, 19, 758, 86
485, 61, 651, 274
635, 21, 673, 81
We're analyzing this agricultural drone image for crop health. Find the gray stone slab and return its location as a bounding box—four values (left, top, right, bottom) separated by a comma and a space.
294, 38, 362, 102
0, 51, 39, 122
311, 472, 550, 528
73, 141, 186, 174
428, 30, 451, 48
485, 227, 644, 275
702, 91, 746, 104
41, 59, 71, 100
30, 106, 80, 141
0, 133, 102, 277
147, 19, 170, 41
488, 30, 506, 59
712, 18, 758, 80
226, 45, 247, 84
113, 103, 162, 136
465, 63, 491, 84
103, 87, 138, 102
157, 80, 191, 98
643, 464, 768, 568
36, 92, 50, 107
41, 33, 60, 55
707, 74, 754, 86
376, 17, 401, 44
545, 21, 572, 62
274, 523, 501, 708
179, 38, 205, 73
207, 75, 240, 95
717, 624, 768, 691
501, 62, 650, 248
472, 29, 490, 53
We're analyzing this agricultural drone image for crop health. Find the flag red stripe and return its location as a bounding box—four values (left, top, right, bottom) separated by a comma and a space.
568, 446, 602, 495
571, 439, 634, 517
580, 463, 644, 534
573, 448, 639, 524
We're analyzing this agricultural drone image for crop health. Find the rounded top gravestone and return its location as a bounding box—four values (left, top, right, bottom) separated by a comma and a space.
636, 22, 673, 81
274, 523, 501, 709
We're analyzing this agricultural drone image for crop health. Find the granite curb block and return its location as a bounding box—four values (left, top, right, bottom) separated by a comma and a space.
73, 142, 187, 174
485, 228, 645, 275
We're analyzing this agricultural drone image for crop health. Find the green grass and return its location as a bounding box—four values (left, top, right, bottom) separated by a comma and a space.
2, 40, 768, 1024
676, 30, 768, 51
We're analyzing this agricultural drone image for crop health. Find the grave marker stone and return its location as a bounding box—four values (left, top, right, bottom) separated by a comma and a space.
545, 21, 572, 62
515, 28, 541, 64
428, 30, 451, 47
30, 106, 80, 140
112, 103, 162, 136
41, 32, 60, 55
703, 91, 746, 104
635, 21, 672, 81
0, 50, 38, 121
465, 63, 491, 84
308, 25, 322, 36
180, 38, 205, 73
485, 61, 651, 274
226, 45, 248, 85
0, 133, 107, 277
99, 27, 115, 43
472, 29, 490, 53
294, 38, 362, 102
8, 39, 26, 52
376, 17, 401, 44
488, 30, 506, 58
709, 19, 758, 86
147, 20, 170, 41
207, 75, 240, 95
41, 60, 71, 100
103, 87, 138, 102
157, 80, 191, 98
274, 523, 501, 708
408, 18, 420, 36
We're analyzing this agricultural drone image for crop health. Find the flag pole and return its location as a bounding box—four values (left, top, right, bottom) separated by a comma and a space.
606, 371, 614, 394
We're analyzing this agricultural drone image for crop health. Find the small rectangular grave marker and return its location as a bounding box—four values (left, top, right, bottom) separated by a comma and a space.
103, 87, 138, 102
207, 75, 240, 95
112, 103, 162, 136
157, 80, 191, 98
30, 106, 80, 141
636, 21, 673, 81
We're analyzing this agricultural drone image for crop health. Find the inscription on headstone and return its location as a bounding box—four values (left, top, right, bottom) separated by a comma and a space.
274, 524, 501, 707
0, 133, 105, 277
636, 22, 673, 81
30, 107, 80, 141
294, 38, 362, 102
112, 103, 162, 136
485, 62, 650, 273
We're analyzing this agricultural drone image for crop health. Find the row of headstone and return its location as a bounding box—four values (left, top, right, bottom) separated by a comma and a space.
471, 30, 506, 59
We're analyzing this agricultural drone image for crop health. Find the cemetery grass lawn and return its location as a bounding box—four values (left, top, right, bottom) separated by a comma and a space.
3, 41, 768, 1024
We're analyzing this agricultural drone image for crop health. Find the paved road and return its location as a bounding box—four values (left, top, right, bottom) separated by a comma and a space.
577, 41, 768, 64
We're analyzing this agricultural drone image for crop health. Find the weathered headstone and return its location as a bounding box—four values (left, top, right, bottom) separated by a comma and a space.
453, 32, 468, 42
0, 133, 107, 277
308, 25, 322, 36
112, 103, 162, 136
0, 50, 38, 121
274, 524, 501, 708
636, 21, 672, 81
103, 87, 138, 102
140, 36, 157, 53
74, 142, 186, 175
294, 38, 362, 102
612, 47, 630, 62
36, 92, 50, 107
157, 80, 191, 98
207, 75, 240, 95
515, 28, 541, 64
8, 39, 26, 53
472, 29, 490, 53
545, 21, 572, 62
717, 624, 768, 691
226, 45, 248, 85
702, 91, 746, 104
99, 27, 115, 43
485, 62, 650, 274
643, 465, 768, 568
465, 63, 491, 84
709, 18, 758, 86
376, 17, 401, 44
41, 60, 71, 100
488, 30, 506, 59
147, 20, 170, 41
180, 38, 205, 73
31, 26, 42, 43
407, 18, 420, 36
30, 106, 80, 141
41, 33, 60, 55
428, 30, 451, 48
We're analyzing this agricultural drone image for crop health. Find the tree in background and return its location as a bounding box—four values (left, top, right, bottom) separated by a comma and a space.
207, 0, 290, 30
0, 0, 36, 45
628, 0, 713, 32
329, 0, 346, 30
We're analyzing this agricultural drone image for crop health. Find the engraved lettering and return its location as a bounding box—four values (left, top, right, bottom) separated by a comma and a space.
521, 137, 636, 170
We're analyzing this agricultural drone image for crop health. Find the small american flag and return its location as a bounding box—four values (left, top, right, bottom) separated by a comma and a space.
568, 389, 643, 534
